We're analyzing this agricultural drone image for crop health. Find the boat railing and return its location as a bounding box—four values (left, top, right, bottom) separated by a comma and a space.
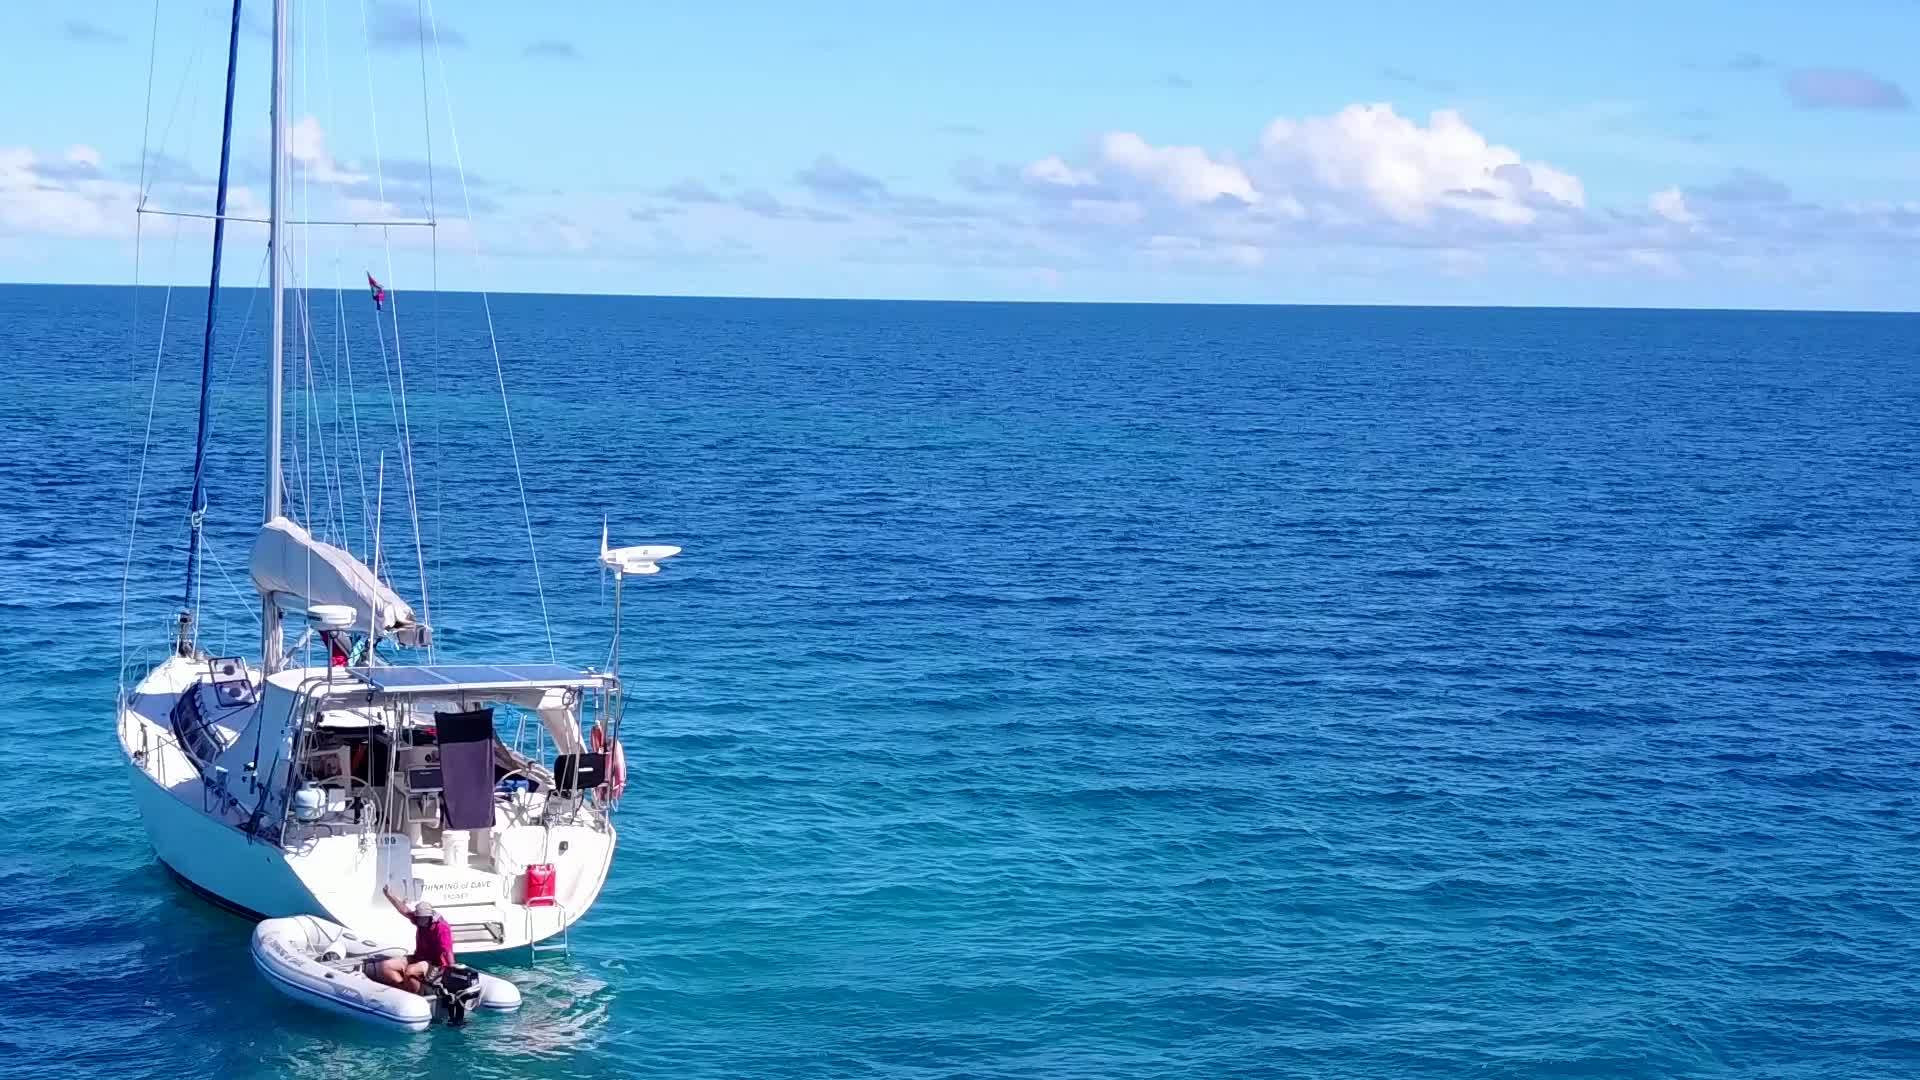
124, 707, 182, 785
271, 674, 398, 846
123, 689, 266, 829
274, 671, 617, 847
119, 653, 157, 707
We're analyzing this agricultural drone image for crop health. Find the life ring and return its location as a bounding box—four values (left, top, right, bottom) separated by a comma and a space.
590, 724, 627, 801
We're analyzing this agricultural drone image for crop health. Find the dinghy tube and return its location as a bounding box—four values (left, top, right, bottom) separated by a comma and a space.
251, 915, 520, 1031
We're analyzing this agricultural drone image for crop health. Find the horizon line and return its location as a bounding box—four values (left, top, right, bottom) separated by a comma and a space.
3, 279, 1916, 318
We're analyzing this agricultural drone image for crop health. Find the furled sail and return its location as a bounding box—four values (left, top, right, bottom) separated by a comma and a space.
249, 516, 427, 643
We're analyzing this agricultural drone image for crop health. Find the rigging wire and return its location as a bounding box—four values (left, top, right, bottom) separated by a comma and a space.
134, 207, 435, 226
122, 1, 214, 688
306, 296, 346, 546
180, 0, 250, 639
199, 252, 273, 465
296, 0, 311, 536
135, 0, 163, 194
124, 0, 166, 588
424, 0, 557, 661
120, 231, 174, 695
189, 252, 271, 640
317, 299, 349, 547
415, 0, 447, 637
142, 4, 216, 206
125, 3, 216, 504
204, 530, 263, 629
357, 0, 434, 652
298, 0, 348, 555
126, 1, 565, 670
317, 1, 374, 562
335, 279, 372, 559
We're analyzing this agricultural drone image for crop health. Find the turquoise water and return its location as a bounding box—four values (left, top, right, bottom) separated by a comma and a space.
3, 286, 1918, 1078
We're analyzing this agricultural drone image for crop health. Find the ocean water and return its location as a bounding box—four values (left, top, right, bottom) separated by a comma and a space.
1, 285, 1917, 1079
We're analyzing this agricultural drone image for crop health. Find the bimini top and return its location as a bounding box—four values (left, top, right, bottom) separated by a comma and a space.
344, 663, 609, 695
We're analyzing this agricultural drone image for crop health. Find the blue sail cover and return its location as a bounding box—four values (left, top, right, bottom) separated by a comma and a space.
179, 0, 246, 630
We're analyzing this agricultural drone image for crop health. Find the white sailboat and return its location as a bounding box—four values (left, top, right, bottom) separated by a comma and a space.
116, 0, 673, 955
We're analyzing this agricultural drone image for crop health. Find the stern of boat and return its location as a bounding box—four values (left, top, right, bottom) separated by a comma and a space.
287, 812, 615, 954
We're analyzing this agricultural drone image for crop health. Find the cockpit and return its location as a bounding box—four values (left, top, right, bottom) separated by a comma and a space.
281, 664, 618, 849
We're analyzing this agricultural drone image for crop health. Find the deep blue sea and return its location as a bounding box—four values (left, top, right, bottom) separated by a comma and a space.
2, 284, 1917, 1078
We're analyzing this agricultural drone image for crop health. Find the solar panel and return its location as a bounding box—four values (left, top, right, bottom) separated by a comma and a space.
347, 663, 606, 694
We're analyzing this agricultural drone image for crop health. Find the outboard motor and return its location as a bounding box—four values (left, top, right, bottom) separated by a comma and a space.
427, 965, 485, 1026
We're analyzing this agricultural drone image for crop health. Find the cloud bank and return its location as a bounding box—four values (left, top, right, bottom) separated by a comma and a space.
9, 102, 1917, 301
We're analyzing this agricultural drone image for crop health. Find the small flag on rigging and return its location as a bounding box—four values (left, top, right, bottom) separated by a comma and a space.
367, 272, 386, 311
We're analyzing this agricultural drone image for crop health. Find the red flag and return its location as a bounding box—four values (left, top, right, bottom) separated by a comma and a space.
367, 272, 386, 311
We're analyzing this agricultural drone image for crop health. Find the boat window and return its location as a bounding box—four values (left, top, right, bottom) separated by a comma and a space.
168, 684, 225, 764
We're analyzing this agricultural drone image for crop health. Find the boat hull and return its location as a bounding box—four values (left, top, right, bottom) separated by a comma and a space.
118, 656, 616, 952
125, 751, 322, 918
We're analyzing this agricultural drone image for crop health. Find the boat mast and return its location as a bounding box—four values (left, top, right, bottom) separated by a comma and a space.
262, 0, 289, 671
177, 0, 246, 657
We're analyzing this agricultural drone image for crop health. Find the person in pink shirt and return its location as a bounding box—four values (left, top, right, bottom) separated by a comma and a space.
369, 886, 454, 994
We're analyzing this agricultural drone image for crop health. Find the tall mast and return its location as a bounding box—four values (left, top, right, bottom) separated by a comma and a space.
177, 0, 246, 657
262, 0, 289, 671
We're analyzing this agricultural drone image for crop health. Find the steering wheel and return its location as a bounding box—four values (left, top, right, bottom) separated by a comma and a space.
313, 774, 384, 828
493, 768, 544, 824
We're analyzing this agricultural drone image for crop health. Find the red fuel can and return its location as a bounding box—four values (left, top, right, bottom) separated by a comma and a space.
525, 863, 557, 907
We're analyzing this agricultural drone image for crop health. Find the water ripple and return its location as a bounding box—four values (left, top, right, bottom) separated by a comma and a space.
2, 291, 1917, 1078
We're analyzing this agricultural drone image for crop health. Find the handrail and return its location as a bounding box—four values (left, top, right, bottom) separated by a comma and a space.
122, 704, 263, 830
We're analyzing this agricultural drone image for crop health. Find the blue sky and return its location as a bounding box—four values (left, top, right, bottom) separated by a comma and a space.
5, 0, 1919, 307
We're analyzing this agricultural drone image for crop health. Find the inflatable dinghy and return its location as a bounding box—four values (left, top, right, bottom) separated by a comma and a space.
251, 915, 521, 1031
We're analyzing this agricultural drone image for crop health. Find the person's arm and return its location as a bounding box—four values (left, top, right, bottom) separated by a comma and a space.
382, 886, 413, 918
437, 920, 455, 967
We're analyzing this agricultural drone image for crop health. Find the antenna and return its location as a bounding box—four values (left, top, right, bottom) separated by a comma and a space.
597, 524, 680, 679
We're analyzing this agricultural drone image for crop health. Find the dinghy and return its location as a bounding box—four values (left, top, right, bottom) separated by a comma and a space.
252, 915, 520, 1032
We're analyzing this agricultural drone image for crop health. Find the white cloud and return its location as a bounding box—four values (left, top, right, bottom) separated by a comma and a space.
1022, 155, 1095, 189
1011, 104, 1584, 241
967, 103, 1920, 287
1256, 104, 1583, 225
1015, 136, 1261, 207
0, 145, 129, 237
979, 104, 1618, 279
287, 116, 367, 185
1649, 186, 1696, 225
1096, 132, 1259, 206
9, 103, 1919, 302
